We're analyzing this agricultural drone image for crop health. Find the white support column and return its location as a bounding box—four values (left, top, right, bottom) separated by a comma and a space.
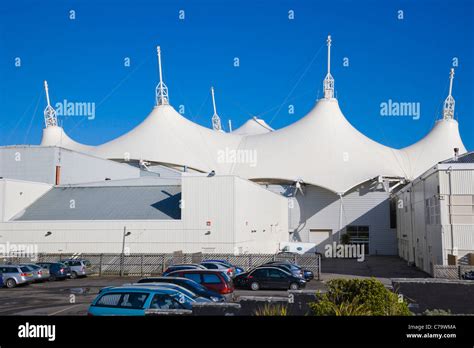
211, 86, 222, 131
442, 68, 455, 120
338, 192, 344, 242
323, 35, 335, 99
43, 80, 58, 128
155, 46, 169, 106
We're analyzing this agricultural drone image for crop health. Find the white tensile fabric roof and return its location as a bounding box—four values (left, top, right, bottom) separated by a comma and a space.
39, 98, 467, 194
40, 126, 94, 154
399, 119, 466, 179
232, 117, 274, 136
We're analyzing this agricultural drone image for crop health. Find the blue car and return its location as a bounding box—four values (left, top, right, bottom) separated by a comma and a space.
202, 259, 245, 275
88, 286, 205, 316
0, 274, 3, 288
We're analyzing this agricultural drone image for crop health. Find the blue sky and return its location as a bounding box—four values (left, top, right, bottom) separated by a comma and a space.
1, 0, 473, 150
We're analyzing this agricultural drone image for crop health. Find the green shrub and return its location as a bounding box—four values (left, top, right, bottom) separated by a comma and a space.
309, 278, 412, 316
254, 303, 288, 316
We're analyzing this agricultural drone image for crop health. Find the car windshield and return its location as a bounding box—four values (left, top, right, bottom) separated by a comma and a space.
20, 266, 30, 272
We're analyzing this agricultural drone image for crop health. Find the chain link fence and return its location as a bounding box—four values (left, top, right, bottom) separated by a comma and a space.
433, 265, 474, 280
3, 252, 321, 279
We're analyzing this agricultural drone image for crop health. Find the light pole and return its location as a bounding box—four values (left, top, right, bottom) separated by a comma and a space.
120, 227, 131, 277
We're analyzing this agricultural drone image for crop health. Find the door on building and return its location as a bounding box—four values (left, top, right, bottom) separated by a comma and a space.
309, 229, 332, 253
346, 225, 369, 255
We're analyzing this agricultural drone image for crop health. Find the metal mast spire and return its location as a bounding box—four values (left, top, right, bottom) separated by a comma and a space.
442, 68, 455, 120
155, 46, 169, 106
211, 87, 222, 131
43, 80, 58, 127
323, 35, 335, 99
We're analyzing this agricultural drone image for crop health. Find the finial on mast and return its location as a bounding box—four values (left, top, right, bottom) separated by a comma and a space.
443, 68, 455, 120
155, 46, 169, 106
43, 80, 58, 128
323, 35, 335, 99
211, 86, 222, 131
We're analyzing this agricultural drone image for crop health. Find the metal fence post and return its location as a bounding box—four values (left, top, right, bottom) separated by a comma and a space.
317, 254, 321, 280
120, 253, 124, 277
161, 255, 166, 274
141, 255, 144, 277
99, 254, 103, 277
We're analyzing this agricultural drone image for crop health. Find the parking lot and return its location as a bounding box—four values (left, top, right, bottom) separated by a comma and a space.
0, 276, 325, 316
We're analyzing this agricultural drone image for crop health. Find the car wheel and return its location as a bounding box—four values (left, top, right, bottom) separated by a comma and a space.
289, 282, 299, 290
250, 282, 260, 291
49, 275, 56, 281
70, 272, 78, 279
5, 278, 16, 288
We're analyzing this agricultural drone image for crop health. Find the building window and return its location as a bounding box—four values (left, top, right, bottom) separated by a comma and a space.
389, 199, 397, 229
346, 225, 369, 254
425, 197, 440, 225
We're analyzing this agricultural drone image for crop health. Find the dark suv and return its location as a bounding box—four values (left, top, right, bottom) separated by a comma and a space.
37, 262, 71, 281
234, 266, 306, 290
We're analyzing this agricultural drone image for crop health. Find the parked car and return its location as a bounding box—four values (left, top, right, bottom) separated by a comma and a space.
462, 270, 474, 280
36, 262, 71, 281
0, 274, 3, 288
0, 265, 35, 288
262, 262, 303, 279
88, 286, 203, 316
62, 259, 91, 278
200, 261, 235, 278
202, 259, 245, 275
263, 261, 314, 280
162, 264, 206, 277
136, 277, 226, 302
233, 266, 306, 291
166, 269, 234, 295
126, 282, 211, 303
19, 264, 50, 282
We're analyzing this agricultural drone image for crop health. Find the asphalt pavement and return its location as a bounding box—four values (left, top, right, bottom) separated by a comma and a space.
0, 276, 324, 316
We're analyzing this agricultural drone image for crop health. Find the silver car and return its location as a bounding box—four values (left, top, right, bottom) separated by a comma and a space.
0, 265, 35, 288
62, 259, 92, 278
19, 264, 50, 282
200, 261, 235, 278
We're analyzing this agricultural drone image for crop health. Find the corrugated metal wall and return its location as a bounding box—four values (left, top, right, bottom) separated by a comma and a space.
396, 167, 474, 273
0, 146, 140, 185
234, 177, 288, 253
181, 175, 236, 252
0, 174, 289, 254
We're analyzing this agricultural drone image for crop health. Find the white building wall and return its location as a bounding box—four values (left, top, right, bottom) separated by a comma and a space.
0, 146, 140, 185
0, 179, 52, 222
395, 166, 474, 273
234, 177, 288, 253
0, 175, 288, 255
0, 220, 184, 254
182, 175, 288, 254
181, 175, 236, 253
268, 182, 397, 255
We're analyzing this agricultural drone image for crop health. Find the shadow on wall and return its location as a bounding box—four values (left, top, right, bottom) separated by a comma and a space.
151, 191, 182, 219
